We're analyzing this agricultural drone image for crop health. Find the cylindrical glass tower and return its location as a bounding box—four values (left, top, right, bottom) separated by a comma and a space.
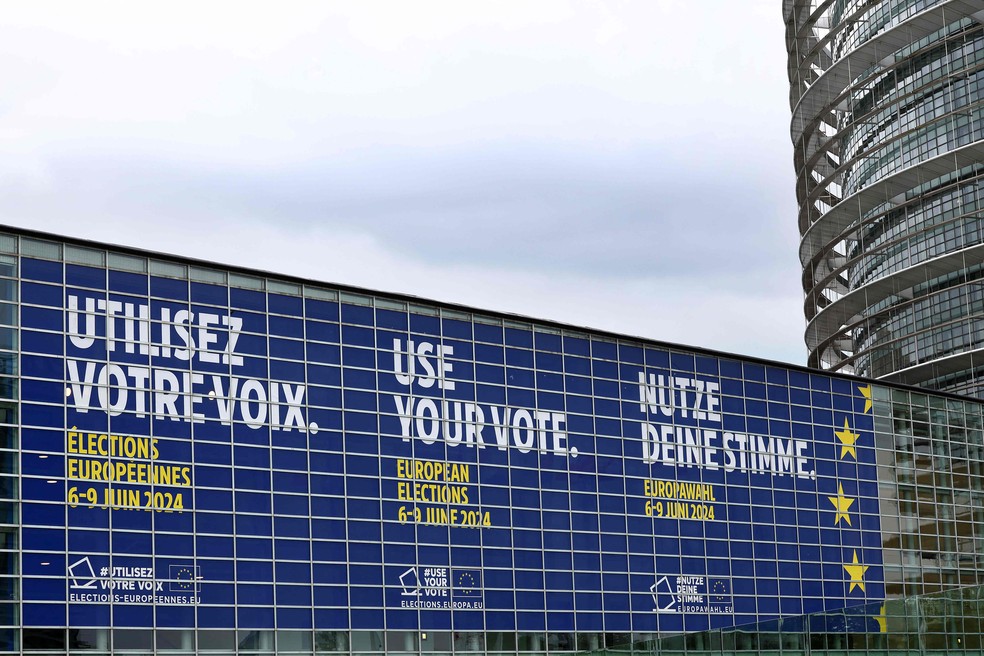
787, 0, 984, 396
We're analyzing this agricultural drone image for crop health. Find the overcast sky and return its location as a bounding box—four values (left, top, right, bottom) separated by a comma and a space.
0, 1, 805, 364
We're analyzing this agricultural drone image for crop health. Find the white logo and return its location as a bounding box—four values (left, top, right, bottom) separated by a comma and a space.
399, 568, 420, 596
651, 575, 733, 614
651, 576, 676, 612
68, 557, 97, 589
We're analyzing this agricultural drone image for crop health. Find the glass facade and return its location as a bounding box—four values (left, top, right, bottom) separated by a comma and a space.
588, 582, 984, 654
786, 0, 984, 396
1, 225, 984, 654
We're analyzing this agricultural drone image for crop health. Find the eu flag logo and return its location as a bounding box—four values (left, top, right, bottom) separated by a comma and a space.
169, 565, 201, 592
452, 569, 481, 598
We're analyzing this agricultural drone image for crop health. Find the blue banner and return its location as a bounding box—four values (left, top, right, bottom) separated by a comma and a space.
17, 256, 884, 633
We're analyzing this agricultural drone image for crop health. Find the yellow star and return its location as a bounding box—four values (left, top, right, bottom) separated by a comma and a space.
844, 550, 869, 594
858, 384, 872, 413
873, 604, 887, 632
827, 483, 855, 526
834, 418, 859, 459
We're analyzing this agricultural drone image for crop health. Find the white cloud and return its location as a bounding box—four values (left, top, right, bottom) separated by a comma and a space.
0, 0, 806, 365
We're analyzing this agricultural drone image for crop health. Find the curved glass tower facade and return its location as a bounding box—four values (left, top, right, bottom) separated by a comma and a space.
787, 0, 984, 396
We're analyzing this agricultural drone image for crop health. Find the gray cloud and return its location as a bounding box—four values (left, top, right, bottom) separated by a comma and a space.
7, 141, 795, 283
